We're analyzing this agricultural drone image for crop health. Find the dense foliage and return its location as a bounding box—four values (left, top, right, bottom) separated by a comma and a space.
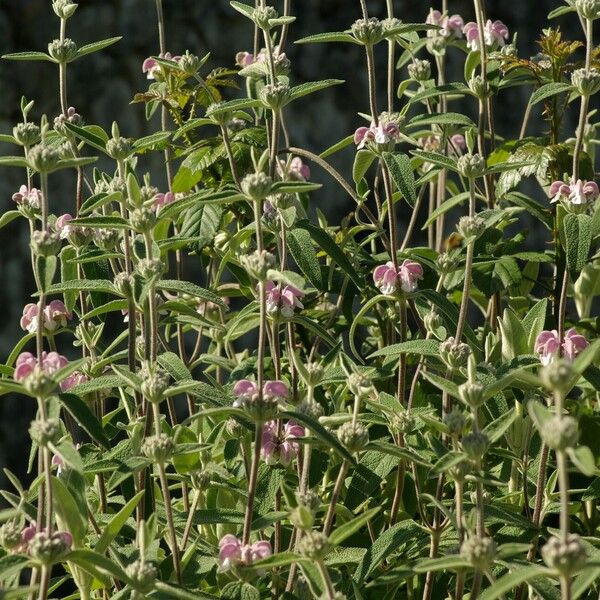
0, 0, 600, 599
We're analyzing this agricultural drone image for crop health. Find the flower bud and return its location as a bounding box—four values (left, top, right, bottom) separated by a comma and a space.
290, 505, 315, 530
448, 459, 472, 482
126, 560, 157, 594
142, 433, 175, 464
351, 18, 385, 45
468, 74, 491, 98
440, 337, 471, 371
458, 380, 485, 408
130, 207, 157, 233
54, 107, 82, 136
260, 82, 292, 110
52, 0, 78, 19
29, 530, 72, 565
94, 227, 121, 251
391, 411, 415, 435
540, 359, 573, 393
423, 310, 444, 338
139, 363, 170, 404
444, 407, 468, 436
179, 50, 201, 75
136, 258, 165, 283
225, 417, 246, 438
542, 534, 587, 576
304, 362, 324, 387
13, 122, 41, 147
297, 400, 324, 420
437, 252, 458, 275
241, 172, 273, 201
253, 5, 279, 29
240, 250, 276, 280
541, 415, 579, 450
190, 469, 213, 490
47, 38, 78, 63
461, 430, 489, 460
28, 143, 61, 173
347, 373, 373, 400
408, 59, 431, 82
575, 0, 600, 20
457, 153, 486, 179
105, 136, 132, 160
295, 489, 321, 513
297, 530, 329, 560
457, 215, 486, 241
29, 418, 61, 447
337, 421, 369, 454
571, 67, 600, 97
460, 536, 497, 571
0, 522, 23, 552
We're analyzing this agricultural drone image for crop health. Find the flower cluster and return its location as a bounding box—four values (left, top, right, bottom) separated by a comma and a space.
535, 329, 589, 365
261, 420, 305, 465
373, 259, 424, 295
12, 185, 42, 211
264, 281, 304, 319
218, 535, 272, 570
354, 113, 402, 150
548, 178, 599, 206
142, 52, 182, 79
20, 300, 72, 333
463, 19, 509, 51
233, 379, 290, 408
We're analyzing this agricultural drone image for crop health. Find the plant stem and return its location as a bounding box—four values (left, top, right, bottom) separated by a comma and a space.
316, 559, 336, 600
242, 422, 264, 544
157, 460, 182, 583
323, 460, 349, 536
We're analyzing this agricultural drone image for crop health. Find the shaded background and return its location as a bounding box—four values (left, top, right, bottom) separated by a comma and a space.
0, 0, 581, 491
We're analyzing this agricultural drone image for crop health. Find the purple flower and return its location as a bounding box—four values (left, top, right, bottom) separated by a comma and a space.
12, 185, 42, 210
218, 534, 272, 570
373, 259, 424, 295
14, 351, 71, 389
549, 178, 599, 205
278, 156, 310, 181
463, 19, 509, 51
20, 300, 72, 333
354, 115, 402, 150
261, 420, 305, 465
426, 9, 464, 39
264, 281, 304, 319
235, 51, 255, 67
535, 329, 588, 365
142, 52, 182, 80
232, 379, 289, 408
153, 191, 176, 212
450, 134, 467, 154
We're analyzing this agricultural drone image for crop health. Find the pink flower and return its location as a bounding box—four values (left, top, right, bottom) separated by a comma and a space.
21, 523, 37, 547
235, 51, 255, 67
426, 9, 464, 39
12, 185, 42, 210
52, 443, 82, 474
562, 328, 589, 361
20, 301, 72, 333
354, 117, 401, 150
463, 19, 509, 51
218, 535, 272, 570
19, 524, 72, 555
373, 260, 423, 295
61, 371, 89, 392
14, 351, 69, 385
261, 420, 305, 465
535, 329, 589, 365
450, 134, 467, 154
283, 157, 310, 181
142, 52, 182, 80
548, 178, 599, 205
264, 281, 304, 319
232, 379, 289, 408
153, 191, 176, 212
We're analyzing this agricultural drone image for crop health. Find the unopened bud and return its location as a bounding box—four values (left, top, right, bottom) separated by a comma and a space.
142, 433, 175, 464
457, 153, 486, 179
462, 430, 489, 460
408, 59, 431, 82
47, 38, 78, 63
337, 421, 369, 453
542, 415, 579, 450
351, 17, 385, 45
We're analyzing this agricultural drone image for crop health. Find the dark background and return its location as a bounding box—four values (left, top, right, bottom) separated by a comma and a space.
0, 0, 581, 491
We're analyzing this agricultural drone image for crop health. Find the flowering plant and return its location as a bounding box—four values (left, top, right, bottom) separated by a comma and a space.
0, 1, 599, 599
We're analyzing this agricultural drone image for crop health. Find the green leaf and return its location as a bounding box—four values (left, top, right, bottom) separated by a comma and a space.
281, 410, 356, 464
408, 112, 475, 128
567, 446, 596, 477
68, 216, 129, 229
67, 549, 133, 586
63, 123, 108, 152
2, 51, 54, 62
414, 555, 470, 573
382, 152, 417, 207
411, 150, 457, 171
0, 210, 21, 230
422, 192, 470, 229
229, 1, 255, 19
484, 410, 518, 443
564, 213, 592, 279
289, 79, 344, 102
252, 552, 302, 570
157, 280, 226, 307
369, 339, 440, 359
329, 507, 381, 546
95, 490, 144, 554
291, 314, 338, 348
529, 82, 573, 106
51, 477, 87, 543
76, 36, 122, 59
353, 150, 376, 184
353, 520, 425, 583
153, 582, 218, 600
349, 294, 394, 360
295, 220, 363, 288
0, 156, 30, 168
479, 566, 552, 600
157, 352, 193, 381
288, 227, 323, 289
522, 298, 549, 350
59, 393, 110, 449
45, 279, 116, 296
295, 32, 361, 45
527, 400, 553, 433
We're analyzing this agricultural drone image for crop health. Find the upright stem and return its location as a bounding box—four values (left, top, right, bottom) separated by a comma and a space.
243, 422, 264, 544
385, 0, 395, 113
